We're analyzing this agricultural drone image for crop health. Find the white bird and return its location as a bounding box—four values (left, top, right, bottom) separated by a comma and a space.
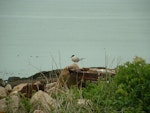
71, 55, 85, 63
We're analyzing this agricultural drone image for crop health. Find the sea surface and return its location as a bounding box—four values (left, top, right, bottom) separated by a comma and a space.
0, 0, 150, 80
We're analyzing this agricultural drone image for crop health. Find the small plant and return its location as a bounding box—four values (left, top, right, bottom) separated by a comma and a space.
18, 96, 33, 113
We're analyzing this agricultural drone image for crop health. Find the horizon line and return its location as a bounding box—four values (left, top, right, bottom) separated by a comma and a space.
0, 15, 150, 20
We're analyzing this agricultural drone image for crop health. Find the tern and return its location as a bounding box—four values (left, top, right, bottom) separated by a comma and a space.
71, 55, 85, 63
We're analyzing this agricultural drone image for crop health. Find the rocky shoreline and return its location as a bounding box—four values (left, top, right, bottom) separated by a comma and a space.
0, 69, 61, 88
0, 64, 115, 113
0, 66, 115, 88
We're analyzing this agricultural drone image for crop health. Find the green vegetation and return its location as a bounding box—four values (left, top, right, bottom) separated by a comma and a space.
3, 56, 150, 113
19, 97, 33, 113
82, 56, 150, 113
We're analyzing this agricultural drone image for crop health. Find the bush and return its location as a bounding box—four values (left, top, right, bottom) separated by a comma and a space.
114, 57, 150, 112
83, 57, 150, 113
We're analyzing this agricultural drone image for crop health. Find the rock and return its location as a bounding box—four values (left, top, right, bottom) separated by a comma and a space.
58, 64, 80, 88
8, 76, 21, 82
11, 83, 26, 91
0, 86, 7, 99
10, 81, 44, 98
0, 95, 20, 113
28, 69, 61, 82
45, 82, 57, 92
30, 90, 56, 113
5, 84, 12, 94
10, 83, 27, 96
0, 79, 5, 87
45, 84, 65, 96
45, 81, 66, 96
68, 67, 116, 82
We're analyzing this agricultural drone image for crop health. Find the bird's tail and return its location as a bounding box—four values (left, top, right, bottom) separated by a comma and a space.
79, 58, 85, 61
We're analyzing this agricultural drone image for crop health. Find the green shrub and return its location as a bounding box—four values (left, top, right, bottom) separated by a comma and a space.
83, 57, 150, 113
82, 79, 117, 113
114, 57, 150, 112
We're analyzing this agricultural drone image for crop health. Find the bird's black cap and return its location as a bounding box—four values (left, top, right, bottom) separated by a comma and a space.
71, 55, 75, 57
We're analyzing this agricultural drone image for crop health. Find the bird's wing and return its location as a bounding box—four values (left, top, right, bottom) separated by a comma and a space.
72, 57, 80, 62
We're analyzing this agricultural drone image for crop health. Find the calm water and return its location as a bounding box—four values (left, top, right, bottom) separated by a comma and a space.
0, 0, 150, 80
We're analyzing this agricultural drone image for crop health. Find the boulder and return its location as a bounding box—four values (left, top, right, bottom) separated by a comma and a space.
45, 84, 65, 96
45, 82, 57, 93
58, 64, 80, 88
45, 82, 57, 89
12, 83, 27, 91
68, 67, 116, 81
0, 86, 7, 99
0, 79, 5, 87
5, 84, 12, 94
30, 90, 56, 113
10, 81, 44, 98
0, 95, 20, 113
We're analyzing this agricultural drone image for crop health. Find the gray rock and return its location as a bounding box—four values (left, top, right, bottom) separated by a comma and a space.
0, 86, 7, 98
0, 95, 20, 113
30, 90, 56, 113
8, 76, 21, 82
10, 81, 44, 98
5, 84, 12, 93
0, 78, 6, 87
